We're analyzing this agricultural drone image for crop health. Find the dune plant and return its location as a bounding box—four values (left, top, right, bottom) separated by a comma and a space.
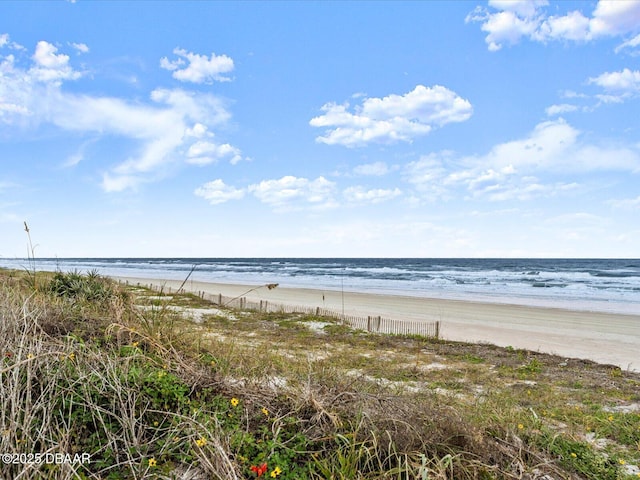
22, 221, 38, 289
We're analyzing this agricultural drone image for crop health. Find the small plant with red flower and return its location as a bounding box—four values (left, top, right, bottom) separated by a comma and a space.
250, 462, 268, 477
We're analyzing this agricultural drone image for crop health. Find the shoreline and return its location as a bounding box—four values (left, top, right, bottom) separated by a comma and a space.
115, 276, 640, 371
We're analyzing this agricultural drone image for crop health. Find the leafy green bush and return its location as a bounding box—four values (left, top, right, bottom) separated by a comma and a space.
48, 269, 114, 302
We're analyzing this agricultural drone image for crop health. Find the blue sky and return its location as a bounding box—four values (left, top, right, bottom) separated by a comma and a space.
1, 0, 639, 258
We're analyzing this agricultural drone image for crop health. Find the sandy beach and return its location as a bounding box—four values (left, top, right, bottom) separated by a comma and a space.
116, 276, 640, 371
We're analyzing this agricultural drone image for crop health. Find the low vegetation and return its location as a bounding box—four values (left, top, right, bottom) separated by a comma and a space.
1, 268, 639, 479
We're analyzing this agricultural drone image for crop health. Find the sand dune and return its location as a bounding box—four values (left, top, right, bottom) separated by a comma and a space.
116, 276, 640, 371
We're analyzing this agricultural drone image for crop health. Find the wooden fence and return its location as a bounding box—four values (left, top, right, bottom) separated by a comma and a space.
132, 283, 440, 339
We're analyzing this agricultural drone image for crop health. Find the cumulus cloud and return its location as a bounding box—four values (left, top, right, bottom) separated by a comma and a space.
194, 179, 245, 205
0, 41, 243, 191
466, 1, 546, 51
405, 119, 640, 202
588, 68, 640, 94
194, 176, 401, 209
248, 176, 337, 210
545, 103, 579, 116
467, 0, 640, 51
310, 85, 472, 147
589, 1, 640, 37
30, 41, 83, 83
186, 141, 242, 166
160, 48, 234, 83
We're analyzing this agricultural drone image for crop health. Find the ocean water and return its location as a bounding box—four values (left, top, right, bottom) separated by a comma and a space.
1, 257, 639, 315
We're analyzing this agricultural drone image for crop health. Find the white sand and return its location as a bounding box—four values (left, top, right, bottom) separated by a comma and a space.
116, 276, 640, 371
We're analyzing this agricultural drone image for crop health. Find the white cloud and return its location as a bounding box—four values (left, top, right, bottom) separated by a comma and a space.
185, 123, 209, 138
594, 93, 627, 105
536, 10, 591, 42
195, 176, 401, 209
561, 90, 589, 99
589, 0, 640, 37
352, 161, 391, 176
588, 68, 640, 93
404, 119, 639, 202
477, 119, 640, 172
194, 179, 245, 205
343, 186, 402, 204
310, 85, 472, 147
160, 48, 234, 84
30, 41, 82, 83
545, 103, 578, 116
0, 33, 24, 51
470, 174, 579, 202
248, 176, 337, 210
186, 141, 242, 165
488, 0, 548, 18
468, 0, 640, 51
71, 42, 89, 54
615, 32, 640, 53
0, 41, 242, 191
101, 173, 140, 193
466, 1, 547, 51
63, 138, 97, 168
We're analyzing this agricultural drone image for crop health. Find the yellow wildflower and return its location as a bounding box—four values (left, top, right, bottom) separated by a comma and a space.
570, 453, 577, 458
517, 424, 524, 430
68, 352, 75, 361
270, 466, 282, 477
195, 437, 207, 448
132, 341, 139, 348
148, 458, 157, 467
608, 415, 614, 421
261, 407, 269, 416
230, 397, 239, 407
618, 459, 626, 465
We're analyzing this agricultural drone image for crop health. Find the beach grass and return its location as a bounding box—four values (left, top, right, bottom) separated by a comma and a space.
1, 268, 639, 479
